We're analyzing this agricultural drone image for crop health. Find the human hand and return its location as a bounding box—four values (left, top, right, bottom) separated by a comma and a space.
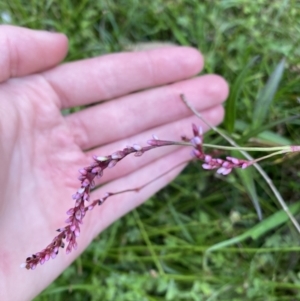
0, 25, 228, 300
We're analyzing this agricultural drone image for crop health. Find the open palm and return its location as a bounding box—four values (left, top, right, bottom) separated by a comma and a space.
0, 26, 228, 300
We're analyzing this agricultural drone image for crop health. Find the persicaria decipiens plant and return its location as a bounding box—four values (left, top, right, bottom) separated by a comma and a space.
21, 97, 300, 270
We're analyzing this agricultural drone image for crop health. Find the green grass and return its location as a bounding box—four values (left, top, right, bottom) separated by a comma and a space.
2, 0, 300, 300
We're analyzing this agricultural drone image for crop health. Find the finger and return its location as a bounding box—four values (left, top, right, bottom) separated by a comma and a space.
0, 25, 68, 83
66, 75, 228, 150
83, 105, 224, 186
43, 46, 204, 109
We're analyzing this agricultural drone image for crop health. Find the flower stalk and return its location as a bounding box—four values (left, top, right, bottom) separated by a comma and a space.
22, 96, 300, 270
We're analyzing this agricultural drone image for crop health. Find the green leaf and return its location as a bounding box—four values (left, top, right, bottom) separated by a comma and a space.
225, 56, 259, 133
240, 114, 299, 144
257, 130, 292, 145
252, 58, 285, 129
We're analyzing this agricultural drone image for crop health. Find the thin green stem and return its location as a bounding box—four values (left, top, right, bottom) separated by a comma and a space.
158, 140, 295, 152
252, 149, 288, 163
202, 143, 291, 152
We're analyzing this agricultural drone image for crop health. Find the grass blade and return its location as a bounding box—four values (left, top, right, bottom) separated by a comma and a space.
240, 114, 299, 144
252, 58, 285, 129
206, 202, 300, 252
225, 56, 259, 133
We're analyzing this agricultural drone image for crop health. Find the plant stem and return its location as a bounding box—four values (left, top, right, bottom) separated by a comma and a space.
252, 150, 288, 163
202, 144, 292, 152
155, 140, 296, 153
180, 94, 300, 235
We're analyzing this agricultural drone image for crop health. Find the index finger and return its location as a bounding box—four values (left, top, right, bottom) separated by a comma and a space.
42, 47, 204, 109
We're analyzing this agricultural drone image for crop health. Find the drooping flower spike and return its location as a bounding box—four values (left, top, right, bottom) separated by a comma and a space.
22, 121, 293, 270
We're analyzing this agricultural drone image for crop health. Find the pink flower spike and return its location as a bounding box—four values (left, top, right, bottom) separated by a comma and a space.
40, 258, 45, 265
97, 169, 103, 178
108, 160, 118, 168
192, 123, 199, 136
196, 136, 202, 145
77, 187, 85, 194
65, 216, 73, 224
73, 241, 78, 250
192, 136, 202, 146
222, 161, 230, 168
78, 169, 87, 175
66, 243, 72, 255
72, 192, 81, 200
77, 218, 84, 224
82, 179, 90, 187
95, 156, 108, 162
90, 180, 95, 189
75, 210, 82, 221
217, 167, 232, 175
91, 167, 101, 174
217, 167, 225, 174
134, 151, 143, 157
147, 139, 158, 146
202, 163, 213, 170
83, 193, 89, 201
111, 152, 123, 160
66, 208, 74, 215
204, 155, 212, 162
75, 199, 82, 207
133, 144, 142, 151
242, 162, 249, 169
227, 157, 239, 165
75, 227, 80, 237
198, 125, 203, 136
192, 149, 201, 157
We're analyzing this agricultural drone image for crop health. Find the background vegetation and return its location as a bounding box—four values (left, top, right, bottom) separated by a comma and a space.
1, 0, 300, 300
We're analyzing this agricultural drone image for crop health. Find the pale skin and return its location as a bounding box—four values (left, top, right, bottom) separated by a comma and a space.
0, 25, 228, 300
